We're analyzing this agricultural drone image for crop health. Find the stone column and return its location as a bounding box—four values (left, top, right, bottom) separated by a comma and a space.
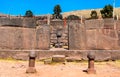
26, 51, 37, 73
47, 14, 50, 25
87, 52, 96, 74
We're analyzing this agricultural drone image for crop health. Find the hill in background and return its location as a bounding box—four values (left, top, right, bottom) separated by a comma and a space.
0, 8, 120, 19
62, 8, 120, 18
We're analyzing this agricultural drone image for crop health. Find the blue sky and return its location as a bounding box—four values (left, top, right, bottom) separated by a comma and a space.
0, 0, 120, 16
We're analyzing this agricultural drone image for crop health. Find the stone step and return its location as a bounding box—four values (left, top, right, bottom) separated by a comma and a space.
52, 55, 66, 62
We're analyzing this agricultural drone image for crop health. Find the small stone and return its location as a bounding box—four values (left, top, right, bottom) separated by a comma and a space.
66, 57, 81, 62
52, 55, 65, 62
44, 60, 52, 64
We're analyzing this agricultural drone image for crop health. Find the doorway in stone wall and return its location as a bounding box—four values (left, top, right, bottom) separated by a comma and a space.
50, 21, 68, 50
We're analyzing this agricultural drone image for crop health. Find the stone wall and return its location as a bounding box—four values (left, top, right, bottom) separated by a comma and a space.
0, 17, 120, 50
0, 27, 35, 49
68, 23, 86, 50
0, 17, 36, 28
37, 20, 81, 48
69, 19, 120, 50
36, 25, 50, 50
0, 26, 50, 50
50, 20, 68, 47
0, 50, 120, 61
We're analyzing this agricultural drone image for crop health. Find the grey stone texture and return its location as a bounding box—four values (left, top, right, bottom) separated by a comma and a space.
0, 17, 120, 50
68, 23, 86, 50
36, 25, 50, 50
0, 27, 36, 50
68, 19, 120, 50
0, 25, 50, 50
50, 20, 68, 47
0, 50, 120, 61
0, 17, 36, 28
52, 55, 66, 62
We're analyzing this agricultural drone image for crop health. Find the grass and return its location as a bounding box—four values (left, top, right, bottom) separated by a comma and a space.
0, 58, 120, 66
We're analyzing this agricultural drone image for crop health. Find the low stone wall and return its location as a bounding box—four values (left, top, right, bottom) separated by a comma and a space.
0, 50, 120, 61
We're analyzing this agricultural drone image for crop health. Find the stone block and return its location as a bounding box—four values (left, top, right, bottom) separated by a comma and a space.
95, 50, 111, 61
44, 59, 52, 64
111, 50, 120, 60
52, 55, 65, 62
66, 57, 81, 62
36, 25, 50, 50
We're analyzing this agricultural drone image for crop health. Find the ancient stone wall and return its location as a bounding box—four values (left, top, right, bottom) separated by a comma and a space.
50, 20, 68, 47
0, 26, 50, 50
0, 17, 36, 28
0, 17, 120, 50
37, 20, 81, 48
0, 50, 120, 61
0, 17, 22, 27
0, 27, 35, 49
68, 23, 86, 50
22, 17, 36, 28
69, 19, 120, 50
36, 25, 50, 50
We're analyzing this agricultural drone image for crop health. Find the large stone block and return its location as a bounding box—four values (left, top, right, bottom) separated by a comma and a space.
110, 50, 120, 60
0, 27, 36, 50
36, 25, 50, 50
69, 23, 86, 50
52, 55, 65, 62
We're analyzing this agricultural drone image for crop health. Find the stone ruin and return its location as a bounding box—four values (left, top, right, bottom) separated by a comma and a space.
0, 16, 120, 50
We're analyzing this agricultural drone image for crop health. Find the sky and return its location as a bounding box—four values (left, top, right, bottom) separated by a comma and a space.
0, 0, 120, 16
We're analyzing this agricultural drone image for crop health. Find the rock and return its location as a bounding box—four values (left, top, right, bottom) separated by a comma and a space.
44, 59, 52, 64
52, 55, 65, 62
66, 57, 81, 62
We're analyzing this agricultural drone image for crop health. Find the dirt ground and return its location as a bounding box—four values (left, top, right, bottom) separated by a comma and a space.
0, 60, 120, 77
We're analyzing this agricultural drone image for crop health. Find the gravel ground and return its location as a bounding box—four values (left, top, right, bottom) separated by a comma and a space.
0, 60, 120, 77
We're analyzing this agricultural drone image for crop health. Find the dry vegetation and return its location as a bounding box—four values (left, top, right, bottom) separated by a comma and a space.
62, 8, 120, 18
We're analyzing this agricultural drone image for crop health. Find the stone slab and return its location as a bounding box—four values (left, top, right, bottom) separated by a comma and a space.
52, 55, 65, 62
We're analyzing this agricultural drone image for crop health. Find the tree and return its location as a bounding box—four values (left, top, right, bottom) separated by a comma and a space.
100, 4, 113, 18
53, 4, 62, 19
25, 10, 33, 17
90, 10, 98, 19
66, 15, 80, 20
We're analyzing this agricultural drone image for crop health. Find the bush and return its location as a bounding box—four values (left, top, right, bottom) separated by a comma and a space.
66, 15, 80, 20
100, 4, 113, 18
90, 10, 98, 19
53, 4, 62, 19
25, 10, 33, 17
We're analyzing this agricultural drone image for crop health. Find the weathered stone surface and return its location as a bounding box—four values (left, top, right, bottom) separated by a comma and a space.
0, 17, 36, 28
36, 25, 50, 50
69, 23, 86, 50
66, 57, 81, 62
0, 19, 120, 50
49, 20, 68, 48
0, 50, 120, 61
22, 18, 36, 28
110, 50, 120, 60
87, 52, 95, 60
52, 55, 65, 62
94, 50, 111, 61
44, 60, 52, 64
0, 27, 37, 50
